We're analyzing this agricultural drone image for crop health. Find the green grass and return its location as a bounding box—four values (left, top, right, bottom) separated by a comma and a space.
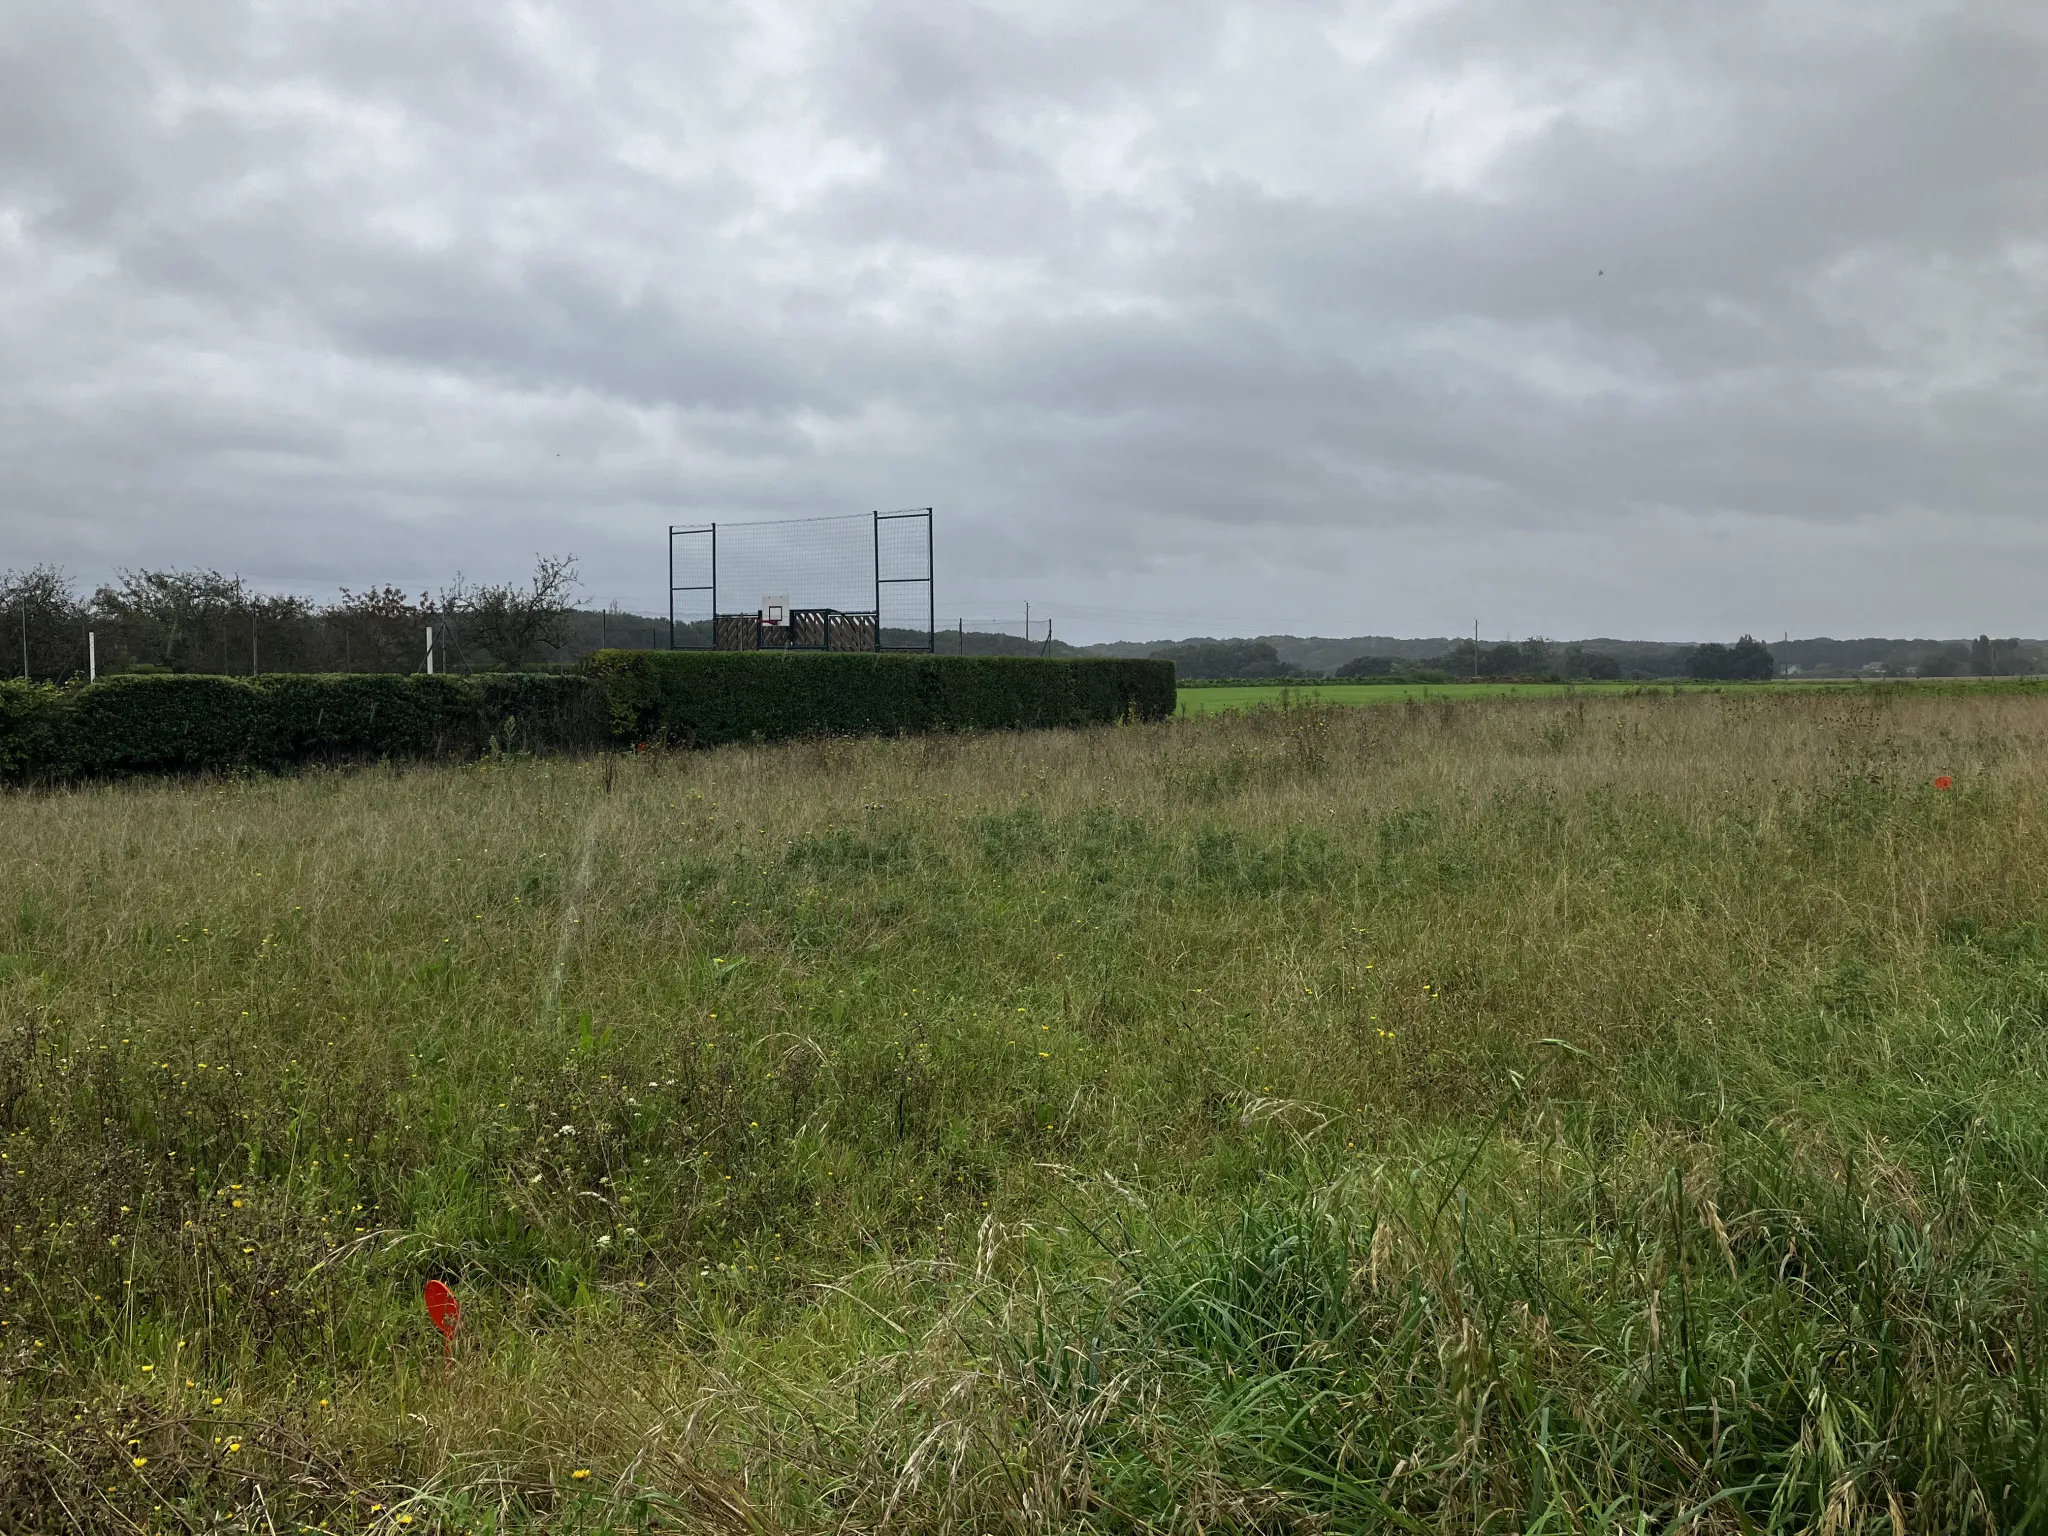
6, 692, 2048, 1531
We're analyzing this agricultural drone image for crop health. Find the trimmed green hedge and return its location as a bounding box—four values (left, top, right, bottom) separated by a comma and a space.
581, 651, 1176, 747
0, 673, 609, 782
0, 654, 1176, 781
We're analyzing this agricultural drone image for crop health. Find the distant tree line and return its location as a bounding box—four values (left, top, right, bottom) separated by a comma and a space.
1158, 635, 1648, 682
1, 558, 582, 681
1335, 638, 1630, 682
1155, 632, 1752, 683
1769, 636, 2040, 678
1145, 630, 2048, 683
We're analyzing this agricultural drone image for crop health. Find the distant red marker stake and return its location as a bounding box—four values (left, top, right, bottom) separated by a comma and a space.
423, 1280, 460, 1366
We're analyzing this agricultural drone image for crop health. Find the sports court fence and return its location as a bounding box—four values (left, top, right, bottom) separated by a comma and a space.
668, 509, 934, 654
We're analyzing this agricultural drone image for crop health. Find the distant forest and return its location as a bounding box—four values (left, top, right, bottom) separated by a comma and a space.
1081, 633, 2045, 681
3, 563, 2038, 682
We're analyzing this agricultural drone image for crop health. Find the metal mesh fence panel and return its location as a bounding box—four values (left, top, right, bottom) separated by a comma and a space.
669, 510, 933, 652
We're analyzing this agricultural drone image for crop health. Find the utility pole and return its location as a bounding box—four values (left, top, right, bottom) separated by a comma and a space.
19, 601, 26, 680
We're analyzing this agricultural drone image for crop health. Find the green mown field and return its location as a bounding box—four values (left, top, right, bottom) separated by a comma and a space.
5, 691, 2048, 1531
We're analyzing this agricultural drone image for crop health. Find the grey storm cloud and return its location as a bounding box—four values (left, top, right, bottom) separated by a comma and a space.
1, 0, 2044, 640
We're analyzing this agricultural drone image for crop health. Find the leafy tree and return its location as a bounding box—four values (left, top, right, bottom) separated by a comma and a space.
442, 555, 580, 670
1438, 639, 1480, 676
1, 565, 88, 681
1560, 645, 1623, 680
1915, 644, 1967, 678
87, 569, 324, 674
1685, 635, 1775, 681
1334, 655, 1398, 677
332, 586, 434, 673
1960, 636, 2035, 676
1728, 635, 1776, 680
91, 569, 253, 673
247, 592, 321, 673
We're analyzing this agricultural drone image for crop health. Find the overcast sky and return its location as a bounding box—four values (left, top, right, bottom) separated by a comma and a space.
3, 1, 2044, 642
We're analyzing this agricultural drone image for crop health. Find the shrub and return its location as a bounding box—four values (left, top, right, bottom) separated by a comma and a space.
580, 650, 1175, 747
0, 673, 609, 782
0, 682, 67, 781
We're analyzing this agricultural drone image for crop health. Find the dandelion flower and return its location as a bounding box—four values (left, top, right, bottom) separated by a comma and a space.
132, 1457, 148, 1468
572, 1468, 592, 1480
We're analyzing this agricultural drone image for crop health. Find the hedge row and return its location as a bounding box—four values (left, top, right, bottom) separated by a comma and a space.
581, 650, 1176, 748
0, 673, 610, 782
0, 654, 1177, 781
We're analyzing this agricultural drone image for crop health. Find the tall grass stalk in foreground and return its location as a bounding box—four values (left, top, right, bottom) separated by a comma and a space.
4, 689, 2048, 1531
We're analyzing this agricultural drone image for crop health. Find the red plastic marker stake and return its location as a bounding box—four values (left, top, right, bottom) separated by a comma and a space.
423, 1280, 460, 1365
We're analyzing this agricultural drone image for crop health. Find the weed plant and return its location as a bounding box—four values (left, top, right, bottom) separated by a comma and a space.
3, 691, 2048, 1531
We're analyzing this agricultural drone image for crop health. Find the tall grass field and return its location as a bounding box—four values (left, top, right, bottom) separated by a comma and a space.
5, 690, 2048, 1532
